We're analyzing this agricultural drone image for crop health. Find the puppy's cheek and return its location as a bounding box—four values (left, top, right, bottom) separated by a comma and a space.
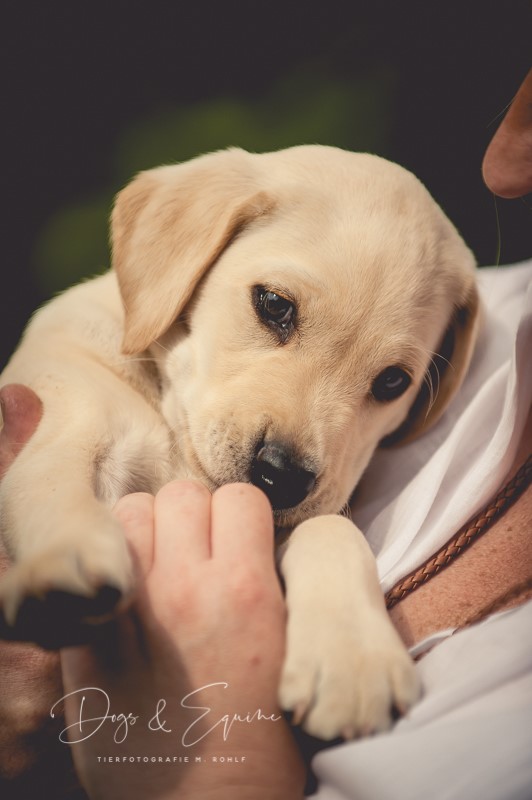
185, 418, 242, 486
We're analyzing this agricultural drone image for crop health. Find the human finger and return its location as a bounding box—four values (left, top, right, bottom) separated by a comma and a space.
113, 493, 155, 580
0, 384, 43, 479
210, 483, 275, 568
152, 480, 212, 576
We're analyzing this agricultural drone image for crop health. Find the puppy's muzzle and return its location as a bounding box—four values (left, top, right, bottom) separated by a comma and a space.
250, 441, 316, 510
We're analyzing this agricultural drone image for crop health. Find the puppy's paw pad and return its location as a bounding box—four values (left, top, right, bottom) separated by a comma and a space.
0, 585, 125, 648
0, 534, 133, 645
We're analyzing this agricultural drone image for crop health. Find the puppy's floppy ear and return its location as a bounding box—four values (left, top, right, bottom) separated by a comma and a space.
382, 283, 481, 446
111, 148, 274, 354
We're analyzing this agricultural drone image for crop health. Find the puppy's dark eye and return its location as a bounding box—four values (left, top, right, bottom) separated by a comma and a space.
254, 286, 296, 340
258, 289, 294, 326
371, 366, 412, 402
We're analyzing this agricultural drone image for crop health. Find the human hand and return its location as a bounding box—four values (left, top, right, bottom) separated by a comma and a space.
59, 481, 305, 800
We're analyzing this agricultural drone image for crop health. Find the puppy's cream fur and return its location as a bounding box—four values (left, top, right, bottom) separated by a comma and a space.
0, 146, 479, 738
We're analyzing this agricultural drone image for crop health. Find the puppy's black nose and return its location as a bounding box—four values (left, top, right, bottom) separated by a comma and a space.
250, 442, 316, 510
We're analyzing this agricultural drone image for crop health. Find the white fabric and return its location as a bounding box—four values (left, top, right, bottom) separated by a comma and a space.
354, 260, 532, 591
310, 261, 532, 800
312, 603, 532, 800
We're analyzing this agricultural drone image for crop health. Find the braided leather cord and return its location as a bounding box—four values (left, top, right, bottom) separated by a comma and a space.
385, 454, 532, 610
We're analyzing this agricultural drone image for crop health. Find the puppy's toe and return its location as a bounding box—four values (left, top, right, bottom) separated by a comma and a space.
279, 652, 319, 726
390, 653, 422, 715
281, 622, 421, 741
0, 530, 133, 647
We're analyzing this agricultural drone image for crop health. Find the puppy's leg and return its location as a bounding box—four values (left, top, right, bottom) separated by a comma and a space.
279, 515, 420, 740
0, 378, 170, 647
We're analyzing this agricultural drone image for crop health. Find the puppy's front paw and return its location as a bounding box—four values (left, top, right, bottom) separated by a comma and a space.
280, 612, 420, 741
0, 523, 133, 648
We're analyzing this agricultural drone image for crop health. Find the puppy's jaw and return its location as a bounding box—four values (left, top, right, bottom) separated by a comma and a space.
156, 376, 344, 524
155, 329, 418, 530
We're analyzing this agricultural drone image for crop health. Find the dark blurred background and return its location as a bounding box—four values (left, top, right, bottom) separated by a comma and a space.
1, 0, 531, 369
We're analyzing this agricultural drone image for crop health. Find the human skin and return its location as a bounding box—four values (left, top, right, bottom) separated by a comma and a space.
482, 68, 532, 198
1, 70, 531, 791
59, 481, 305, 799
0, 386, 68, 786
0, 387, 305, 798
388, 407, 532, 646
0, 347, 530, 799
391, 67, 532, 643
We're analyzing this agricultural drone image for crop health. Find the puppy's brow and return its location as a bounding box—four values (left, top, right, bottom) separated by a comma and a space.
257, 262, 329, 292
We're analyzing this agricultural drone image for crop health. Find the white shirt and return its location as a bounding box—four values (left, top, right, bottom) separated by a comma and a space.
310, 261, 532, 800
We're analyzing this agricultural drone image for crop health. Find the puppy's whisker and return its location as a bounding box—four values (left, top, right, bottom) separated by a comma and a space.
407, 341, 457, 422
339, 502, 352, 521
153, 338, 172, 355
434, 352, 454, 372
424, 362, 436, 408
168, 442, 181, 463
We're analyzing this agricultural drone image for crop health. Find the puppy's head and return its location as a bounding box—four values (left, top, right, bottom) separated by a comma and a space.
112, 146, 479, 527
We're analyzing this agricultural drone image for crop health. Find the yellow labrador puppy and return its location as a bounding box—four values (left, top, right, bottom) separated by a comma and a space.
0, 146, 479, 740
